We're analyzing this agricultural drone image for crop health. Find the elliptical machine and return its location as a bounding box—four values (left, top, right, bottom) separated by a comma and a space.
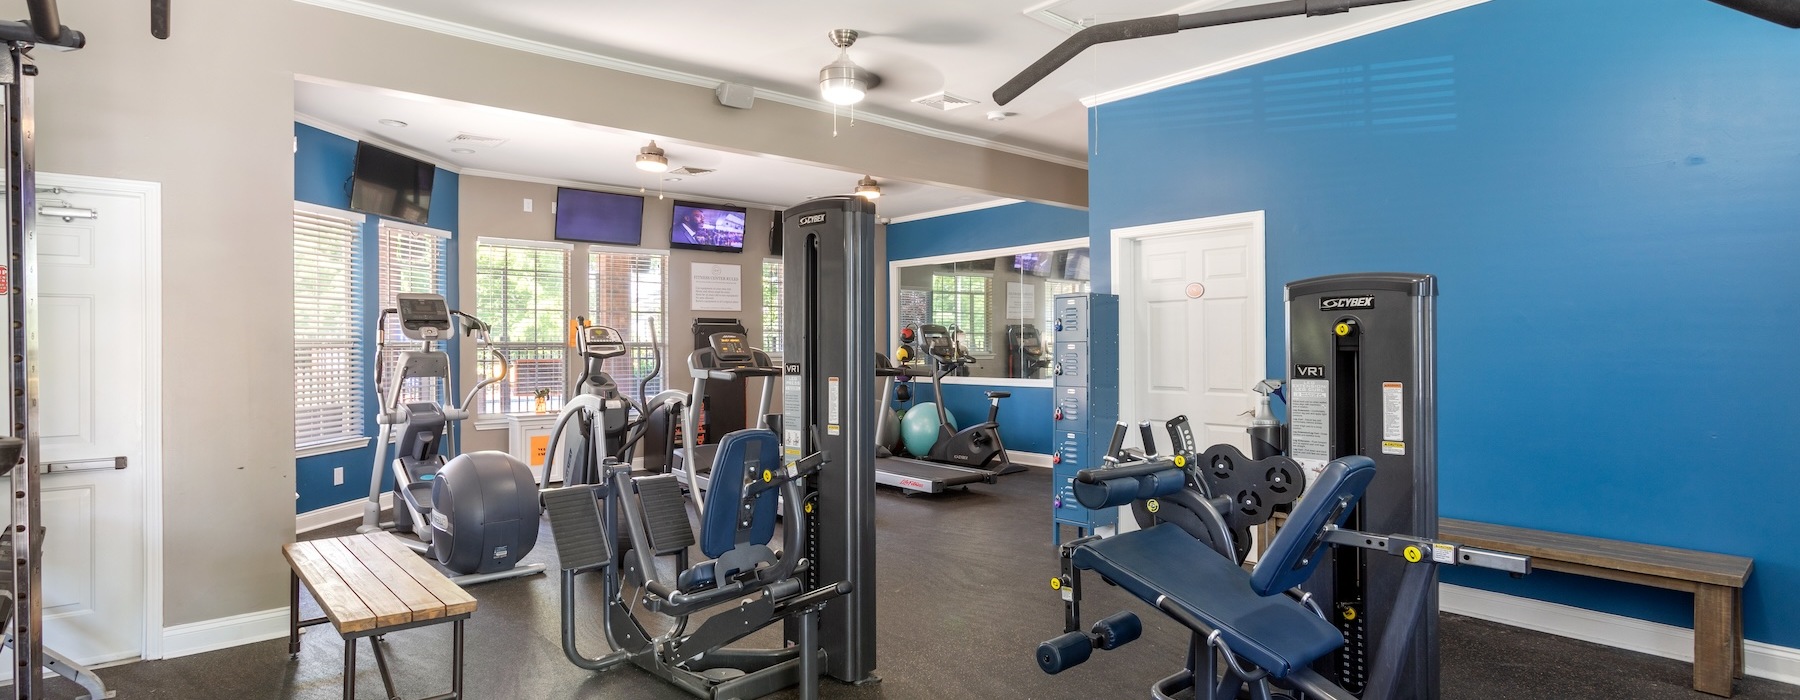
906, 324, 1025, 476
556, 320, 677, 485
358, 293, 545, 585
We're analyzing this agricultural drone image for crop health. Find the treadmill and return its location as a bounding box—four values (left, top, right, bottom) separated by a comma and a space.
673, 331, 779, 495
874, 353, 996, 495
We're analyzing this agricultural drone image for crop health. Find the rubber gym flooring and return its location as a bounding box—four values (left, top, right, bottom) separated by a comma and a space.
78, 468, 1800, 699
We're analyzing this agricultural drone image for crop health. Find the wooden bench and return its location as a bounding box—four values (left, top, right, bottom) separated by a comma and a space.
1440, 518, 1753, 698
283, 531, 479, 700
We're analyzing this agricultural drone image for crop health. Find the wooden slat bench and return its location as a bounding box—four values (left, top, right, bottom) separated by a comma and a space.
1440, 518, 1753, 698
283, 531, 478, 700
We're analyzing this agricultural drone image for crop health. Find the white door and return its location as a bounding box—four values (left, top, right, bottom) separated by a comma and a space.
1117, 212, 1266, 459
4, 175, 155, 671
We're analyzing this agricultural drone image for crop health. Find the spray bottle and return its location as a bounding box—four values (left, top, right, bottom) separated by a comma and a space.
1247, 379, 1285, 460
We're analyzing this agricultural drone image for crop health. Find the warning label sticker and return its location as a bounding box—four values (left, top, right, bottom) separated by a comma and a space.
1382, 381, 1404, 442
1432, 543, 1456, 564
1382, 440, 1406, 456
1288, 378, 1331, 478
827, 377, 841, 436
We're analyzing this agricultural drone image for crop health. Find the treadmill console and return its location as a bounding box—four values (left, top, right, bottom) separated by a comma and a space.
396, 293, 452, 341
582, 325, 627, 360
919, 324, 956, 362
709, 332, 754, 363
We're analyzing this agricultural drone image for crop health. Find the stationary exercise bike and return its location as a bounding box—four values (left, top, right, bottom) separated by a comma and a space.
358, 293, 545, 585
906, 325, 1025, 476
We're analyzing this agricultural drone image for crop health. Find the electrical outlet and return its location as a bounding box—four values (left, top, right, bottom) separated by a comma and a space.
523, 198, 533, 213
333, 466, 344, 486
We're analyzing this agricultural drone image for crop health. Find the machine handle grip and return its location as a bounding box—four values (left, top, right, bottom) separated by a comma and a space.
1138, 421, 1158, 458
1102, 422, 1128, 464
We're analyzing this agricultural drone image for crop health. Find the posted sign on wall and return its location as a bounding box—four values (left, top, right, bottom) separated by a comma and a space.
691, 262, 742, 312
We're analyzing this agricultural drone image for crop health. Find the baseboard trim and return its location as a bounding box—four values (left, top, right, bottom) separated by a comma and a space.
160, 607, 291, 659
1441, 584, 1800, 687
1011, 451, 1053, 468
296, 492, 391, 534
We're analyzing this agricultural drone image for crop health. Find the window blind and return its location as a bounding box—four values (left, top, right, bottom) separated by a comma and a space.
378, 224, 449, 406
476, 240, 569, 415
294, 204, 364, 450
760, 259, 783, 358
931, 273, 992, 354
589, 249, 668, 402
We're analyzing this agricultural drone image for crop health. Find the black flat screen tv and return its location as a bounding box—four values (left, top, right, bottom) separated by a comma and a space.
669, 201, 747, 253
349, 142, 434, 225
555, 188, 645, 245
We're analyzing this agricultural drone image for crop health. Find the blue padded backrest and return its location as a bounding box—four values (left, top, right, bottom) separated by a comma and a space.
1248, 456, 1377, 597
700, 429, 782, 558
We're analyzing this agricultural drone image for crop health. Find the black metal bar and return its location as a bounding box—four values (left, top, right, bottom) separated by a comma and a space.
342, 638, 356, 700
0, 21, 84, 49
23, 0, 59, 42
8, 45, 44, 700
993, 0, 1417, 105
151, 0, 172, 39
371, 637, 400, 700
452, 620, 465, 699
289, 573, 301, 656
1075, 456, 1178, 483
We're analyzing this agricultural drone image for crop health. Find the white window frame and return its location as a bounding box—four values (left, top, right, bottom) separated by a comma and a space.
929, 270, 995, 356
293, 201, 369, 457
587, 244, 670, 403
377, 222, 452, 408
472, 236, 573, 428
887, 237, 1089, 388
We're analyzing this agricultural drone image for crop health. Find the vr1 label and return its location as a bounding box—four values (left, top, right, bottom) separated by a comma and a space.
1294, 364, 1326, 378
1320, 295, 1375, 310
797, 213, 827, 226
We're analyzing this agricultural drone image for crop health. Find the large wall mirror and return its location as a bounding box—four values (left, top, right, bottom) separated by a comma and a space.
889, 238, 1091, 384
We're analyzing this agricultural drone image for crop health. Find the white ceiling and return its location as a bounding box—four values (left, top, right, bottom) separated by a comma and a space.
312, 0, 1483, 161
295, 78, 1008, 219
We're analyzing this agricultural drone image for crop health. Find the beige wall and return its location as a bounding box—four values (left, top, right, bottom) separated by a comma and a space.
35, 0, 1066, 628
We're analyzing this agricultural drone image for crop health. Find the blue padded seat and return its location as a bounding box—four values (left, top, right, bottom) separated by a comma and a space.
698, 429, 781, 558
677, 561, 716, 592
1073, 524, 1343, 678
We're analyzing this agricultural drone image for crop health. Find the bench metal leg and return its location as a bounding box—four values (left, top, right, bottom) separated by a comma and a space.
1694, 584, 1735, 697
452, 619, 465, 698
344, 637, 358, 700
371, 636, 402, 700
290, 573, 302, 656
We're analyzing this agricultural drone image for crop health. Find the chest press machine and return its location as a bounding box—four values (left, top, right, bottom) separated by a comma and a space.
1037, 274, 1532, 700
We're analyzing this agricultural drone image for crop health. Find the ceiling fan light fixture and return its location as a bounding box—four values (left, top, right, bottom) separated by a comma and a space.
819, 30, 878, 106
635, 140, 669, 173
854, 175, 882, 200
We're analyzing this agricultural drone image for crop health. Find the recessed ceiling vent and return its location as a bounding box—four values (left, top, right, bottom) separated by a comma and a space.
912, 91, 980, 111
446, 133, 509, 149
668, 166, 715, 177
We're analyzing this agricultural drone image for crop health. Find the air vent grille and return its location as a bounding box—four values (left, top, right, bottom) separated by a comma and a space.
446, 133, 509, 149
912, 91, 980, 111
668, 166, 715, 177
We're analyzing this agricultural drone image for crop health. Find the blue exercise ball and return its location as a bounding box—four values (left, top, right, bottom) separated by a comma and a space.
900, 403, 957, 457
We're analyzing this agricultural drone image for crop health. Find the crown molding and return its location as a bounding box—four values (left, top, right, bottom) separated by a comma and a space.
1080, 0, 1488, 107
293, 0, 1089, 170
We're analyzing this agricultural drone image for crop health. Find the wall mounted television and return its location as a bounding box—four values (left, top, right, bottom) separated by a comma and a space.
555, 188, 645, 245
669, 201, 747, 253
349, 142, 434, 225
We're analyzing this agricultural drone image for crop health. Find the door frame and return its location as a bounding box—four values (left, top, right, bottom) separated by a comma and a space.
38, 172, 165, 660
1110, 211, 1266, 430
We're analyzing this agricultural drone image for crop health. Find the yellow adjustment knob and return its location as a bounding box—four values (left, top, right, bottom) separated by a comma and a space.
1404, 546, 1423, 563
1173, 455, 1187, 468
804, 502, 815, 514
1050, 578, 1062, 591
1146, 499, 1161, 514
1343, 607, 1358, 621
1335, 322, 1352, 337
762, 469, 773, 483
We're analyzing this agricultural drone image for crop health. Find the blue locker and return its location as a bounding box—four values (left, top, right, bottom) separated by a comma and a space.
1050, 293, 1119, 543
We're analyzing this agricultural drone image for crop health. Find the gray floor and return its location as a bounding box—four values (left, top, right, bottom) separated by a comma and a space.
55, 469, 1800, 699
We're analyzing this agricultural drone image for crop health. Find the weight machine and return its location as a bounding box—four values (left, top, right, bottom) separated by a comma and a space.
1, 4, 168, 698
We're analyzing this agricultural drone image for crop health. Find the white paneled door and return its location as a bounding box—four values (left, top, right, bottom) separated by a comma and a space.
4, 175, 156, 673
1117, 212, 1267, 459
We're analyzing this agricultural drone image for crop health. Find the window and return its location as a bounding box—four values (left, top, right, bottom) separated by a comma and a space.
930, 272, 992, 354
588, 248, 668, 402
761, 259, 783, 357
377, 223, 450, 406
293, 203, 364, 452
475, 239, 570, 416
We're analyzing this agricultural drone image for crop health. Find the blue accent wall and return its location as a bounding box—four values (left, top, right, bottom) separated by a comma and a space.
1088, 0, 1800, 646
294, 123, 462, 514
886, 202, 1088, 455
